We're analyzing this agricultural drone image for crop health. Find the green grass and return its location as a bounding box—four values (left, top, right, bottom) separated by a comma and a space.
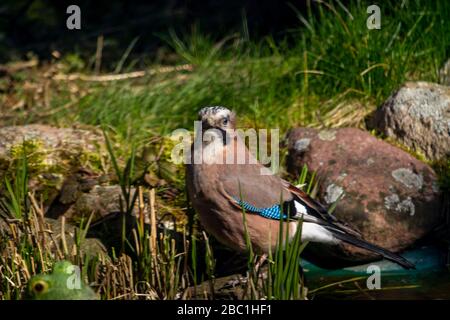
1, 0, 449, 300
37, 0, 449, 143
0, 141, 320, 300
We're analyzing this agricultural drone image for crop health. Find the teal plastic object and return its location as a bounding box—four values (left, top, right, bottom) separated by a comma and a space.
301, 246, 450, 299
302, 246, 445, 278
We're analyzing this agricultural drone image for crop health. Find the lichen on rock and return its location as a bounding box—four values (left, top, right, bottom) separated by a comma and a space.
294, 138, 311, 152
384, 193, 415, 216
318, 130, 336, 141
391, 168, 423, 190
368, 81, 450, 161
324, 183, 345, 204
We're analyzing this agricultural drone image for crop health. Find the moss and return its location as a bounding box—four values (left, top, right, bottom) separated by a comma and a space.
369, 129, 429, 163
1, 138, 108, 205
160, 136, 185, 184
156, 136, 188, 226
9, 139, 47, 175
66, 146, 105, 173
434, 158, 450, 192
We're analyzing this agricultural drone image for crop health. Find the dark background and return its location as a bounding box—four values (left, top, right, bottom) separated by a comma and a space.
0, 0, 316, 63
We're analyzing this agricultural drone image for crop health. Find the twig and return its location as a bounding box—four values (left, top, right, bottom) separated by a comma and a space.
28, 192, 46, 247
61, 216, 69, 257
52, 64, 193, 82
95, 35, 104, 74
0, 58, 38, 74
149, 189, 157, 258
138, 186, 145, 231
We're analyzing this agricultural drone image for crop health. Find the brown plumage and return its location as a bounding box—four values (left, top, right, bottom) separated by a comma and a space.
186, 106, 415, 269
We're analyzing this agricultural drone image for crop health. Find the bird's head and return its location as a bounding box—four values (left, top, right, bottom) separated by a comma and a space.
198, 106, 236, 131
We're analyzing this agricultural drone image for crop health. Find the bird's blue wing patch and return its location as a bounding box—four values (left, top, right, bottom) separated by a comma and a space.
233, 197, 287, 220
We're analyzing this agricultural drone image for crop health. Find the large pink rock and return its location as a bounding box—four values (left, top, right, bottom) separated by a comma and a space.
286, 127, 443, 267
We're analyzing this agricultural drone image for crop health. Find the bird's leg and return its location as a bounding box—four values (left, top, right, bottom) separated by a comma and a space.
254, 253, 268, 274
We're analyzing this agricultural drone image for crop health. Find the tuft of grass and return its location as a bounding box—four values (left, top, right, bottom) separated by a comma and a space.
1, 151, 29, 220
263, 165, 315, 300
236, 165, 318, 300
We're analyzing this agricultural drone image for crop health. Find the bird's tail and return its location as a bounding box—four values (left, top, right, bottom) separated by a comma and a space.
331, 231, 416, 269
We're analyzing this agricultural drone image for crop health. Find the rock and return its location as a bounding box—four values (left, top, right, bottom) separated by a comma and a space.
187, 274, 247, 300
0, 124, 106, 206
286, 127, 443, 267
65, 185, 137, 222
368, 82, 450, 161
0, 124, 103, 160
45, 167, 119, 221
44, 218, 108, 258
46, 170, 139, 223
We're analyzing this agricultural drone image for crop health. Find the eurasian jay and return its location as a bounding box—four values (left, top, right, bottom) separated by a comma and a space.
186, 106, 415, 269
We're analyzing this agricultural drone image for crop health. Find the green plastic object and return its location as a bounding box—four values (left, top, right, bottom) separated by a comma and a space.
27, 261, 99, 300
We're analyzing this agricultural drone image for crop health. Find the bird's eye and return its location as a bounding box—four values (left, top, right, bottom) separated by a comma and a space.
221, 118, 229, 126
32, 280, 48, 294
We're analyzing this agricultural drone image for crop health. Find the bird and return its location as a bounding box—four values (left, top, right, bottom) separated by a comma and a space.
186, 106, 415, 269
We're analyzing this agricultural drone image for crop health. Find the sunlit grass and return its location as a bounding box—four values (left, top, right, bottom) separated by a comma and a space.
36, 0, 449, 143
